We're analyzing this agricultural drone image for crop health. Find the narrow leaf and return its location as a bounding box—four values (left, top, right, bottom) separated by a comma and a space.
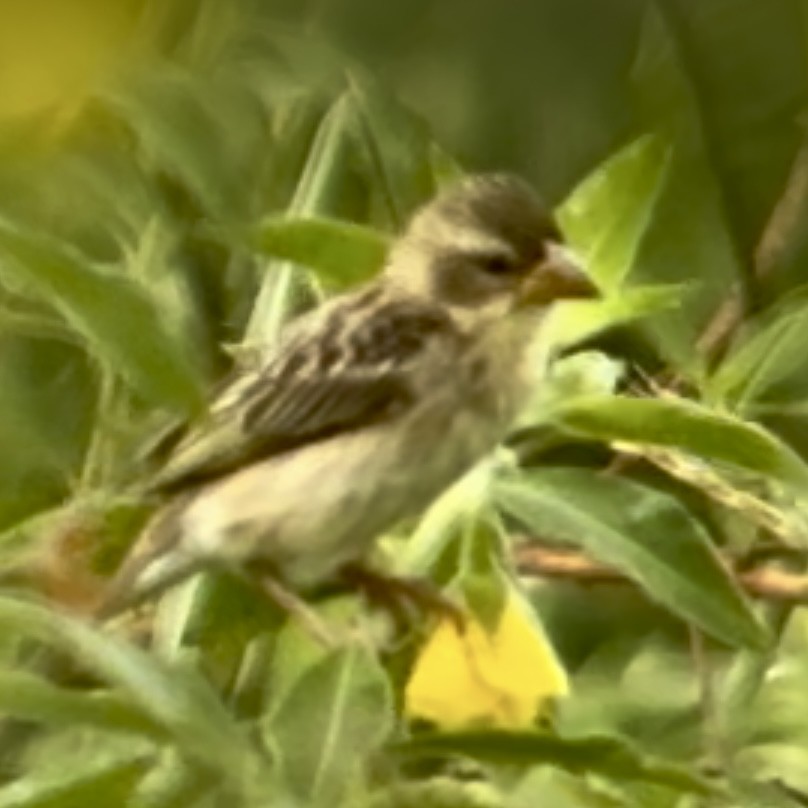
496, 469, 769, 649
553, 394, 808, 491
0, 221, 205, 416
0, 756, 150, 808
104, 70, 243, 219
394, 730, 714, 795
348, 70, 436, 226
709, 291, 808, 410
0, 670, 165, 739
253, 216, 389, 288
557, 134, 670, 289
0, 596, 254, 778
544, 283, 684, 351
246, 94, 358, 344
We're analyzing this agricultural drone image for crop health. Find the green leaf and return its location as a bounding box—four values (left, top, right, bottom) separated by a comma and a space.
131, 752, 220, 808
267, 645, 394, 805
348, 70, 437, 227
708, 290, 808, 411
393, 730, 714, 795
245, 93, 359, 345
103, 70, 246, 219
0, 756, 150, 808
0, 306, 77, 344
507, 768, 634, 808
516, 351, 625, 429
0, 670, 165, 739
366, 778, 506, 808
543, 283, 684, 352
727, 779, 808, 808
252, 216, 390, 288
496, 469, 769, 649
0, 597, 255, 779
0, 221, 205, 416
632, 1, 802, 262
429, 143, 466, 188
265, 619, 336, 714
625, 1, 804, 363
557, 134, 670, 289
401, 460, 498, 579
552, 394, 808, 491
724, 610, 808, 793
460, 516, 508, 632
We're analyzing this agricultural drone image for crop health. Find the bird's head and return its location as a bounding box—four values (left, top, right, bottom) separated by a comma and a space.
386, 174, 597, 327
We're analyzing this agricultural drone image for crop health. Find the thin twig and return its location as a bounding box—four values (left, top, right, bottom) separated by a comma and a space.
259, 575, 337, 648
516, 545, 808, 604
696, 130, 808, 363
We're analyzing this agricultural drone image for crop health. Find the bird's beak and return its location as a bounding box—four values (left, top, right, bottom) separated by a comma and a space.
517, 243, 599, 307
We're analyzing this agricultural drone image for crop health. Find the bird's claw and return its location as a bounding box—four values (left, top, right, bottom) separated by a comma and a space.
339, 563, 465, 631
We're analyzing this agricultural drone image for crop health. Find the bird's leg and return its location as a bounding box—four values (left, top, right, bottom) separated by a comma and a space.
241, 560, 336, 647
339, 563, 466, 631
258, 576, 337, 648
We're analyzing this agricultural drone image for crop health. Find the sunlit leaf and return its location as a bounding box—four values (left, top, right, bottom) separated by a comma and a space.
557, 135, 670, 289
552, 394, 808, 492
516, 351, 625, 429
543, 283, 684, 354
252, 216, 389, 288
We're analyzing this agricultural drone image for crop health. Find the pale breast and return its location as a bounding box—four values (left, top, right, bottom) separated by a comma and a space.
179, 315, 542, 588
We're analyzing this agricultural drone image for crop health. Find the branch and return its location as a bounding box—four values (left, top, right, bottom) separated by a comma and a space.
696, 133, 808, 362
516, 545, 808, 604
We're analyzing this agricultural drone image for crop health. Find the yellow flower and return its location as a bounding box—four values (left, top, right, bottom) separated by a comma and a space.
405, 588, 569, 729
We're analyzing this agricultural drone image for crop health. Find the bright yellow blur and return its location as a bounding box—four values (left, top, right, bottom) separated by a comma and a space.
405, 588, 569, 729
0, 0, 137, 130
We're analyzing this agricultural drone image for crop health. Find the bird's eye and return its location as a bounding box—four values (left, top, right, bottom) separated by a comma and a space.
480, 254, 515, 275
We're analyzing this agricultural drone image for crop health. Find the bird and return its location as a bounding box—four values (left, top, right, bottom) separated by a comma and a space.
98, 173, 598, 618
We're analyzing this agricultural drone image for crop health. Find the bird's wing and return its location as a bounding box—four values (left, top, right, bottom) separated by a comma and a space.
149, 292, 456, 492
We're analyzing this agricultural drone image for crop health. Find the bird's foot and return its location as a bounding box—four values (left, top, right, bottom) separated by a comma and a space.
339, 563, 465, 631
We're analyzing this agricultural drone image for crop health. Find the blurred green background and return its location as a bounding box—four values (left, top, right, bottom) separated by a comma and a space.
3, 0, 808, 529
3, 2, 808, 807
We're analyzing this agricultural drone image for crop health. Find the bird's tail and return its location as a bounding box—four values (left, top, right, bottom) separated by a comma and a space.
95, 549, 203, 621
94, 499, 202, 621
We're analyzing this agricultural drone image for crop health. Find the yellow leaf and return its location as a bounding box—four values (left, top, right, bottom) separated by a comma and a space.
405, 589, 568, 729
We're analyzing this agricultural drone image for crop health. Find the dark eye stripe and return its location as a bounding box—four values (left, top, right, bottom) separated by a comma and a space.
483, 255, 513, 274
431, 253, 514, 306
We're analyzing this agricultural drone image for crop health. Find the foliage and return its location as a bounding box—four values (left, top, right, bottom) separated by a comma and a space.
2, 1, 808, 806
